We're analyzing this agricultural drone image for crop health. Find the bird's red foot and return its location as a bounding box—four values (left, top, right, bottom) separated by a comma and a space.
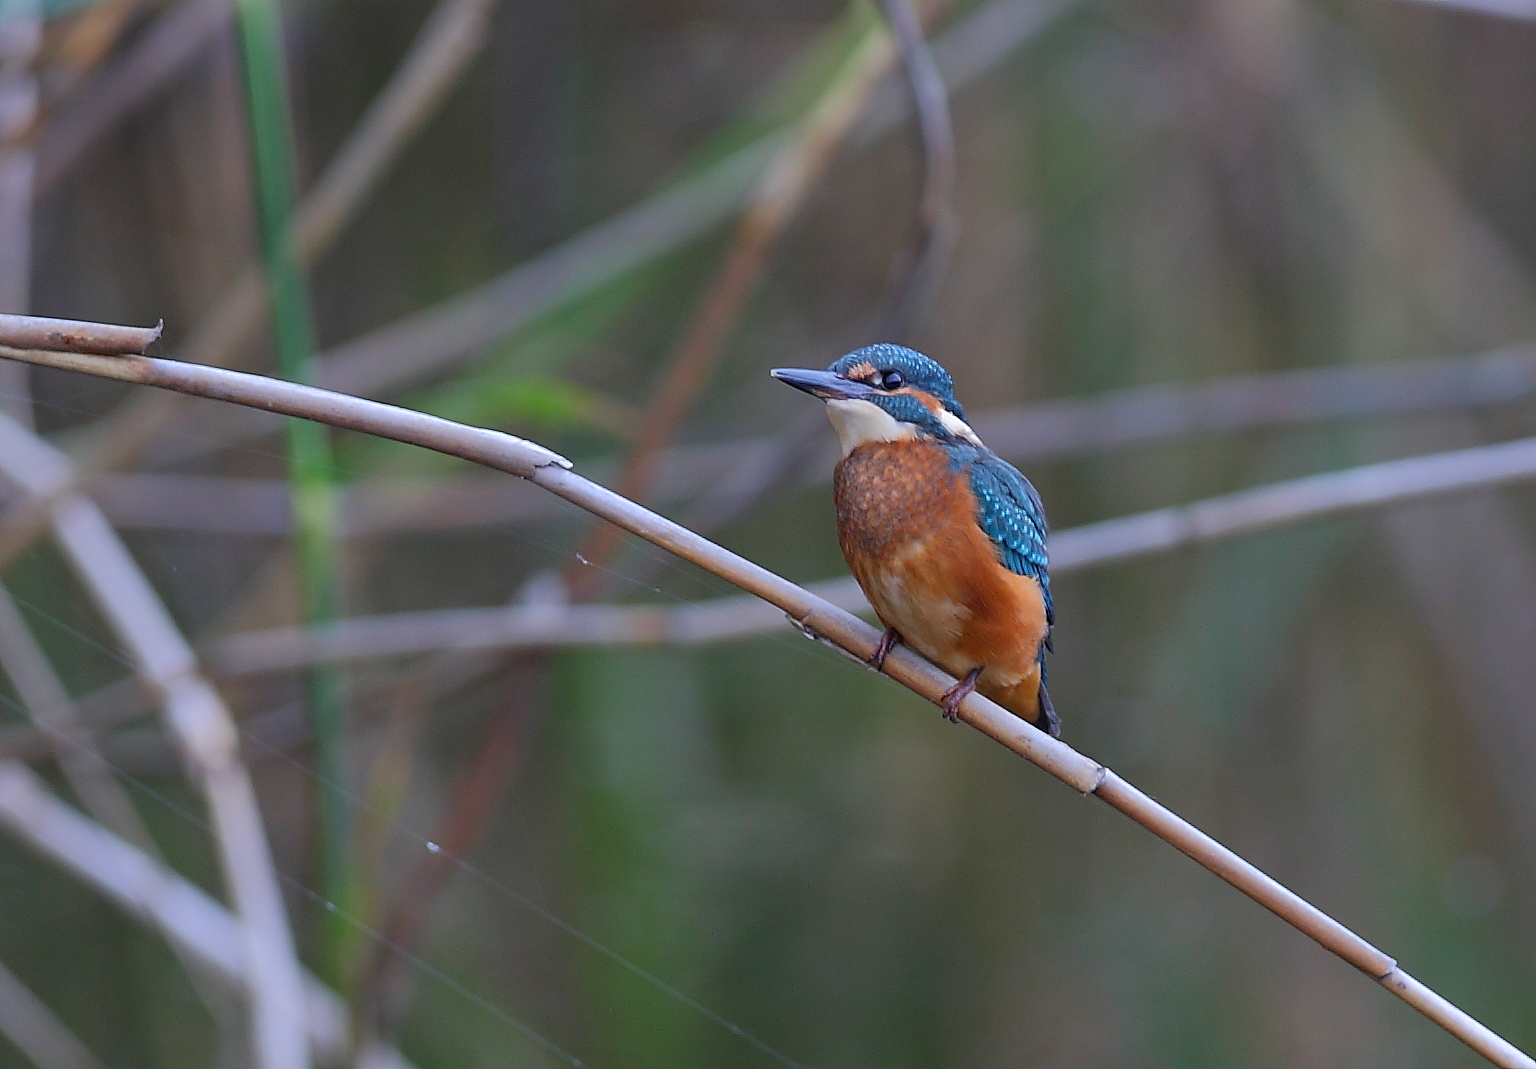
868, 627, 903, 671
939, 667, 983, 722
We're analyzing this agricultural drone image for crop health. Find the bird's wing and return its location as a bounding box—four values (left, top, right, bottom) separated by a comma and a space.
965, 450, 1053, 627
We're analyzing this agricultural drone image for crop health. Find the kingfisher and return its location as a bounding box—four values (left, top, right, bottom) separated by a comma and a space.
772, 344, 1059, 736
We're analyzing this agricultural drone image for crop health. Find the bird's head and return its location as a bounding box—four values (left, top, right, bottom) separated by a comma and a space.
771, 344, 980, 456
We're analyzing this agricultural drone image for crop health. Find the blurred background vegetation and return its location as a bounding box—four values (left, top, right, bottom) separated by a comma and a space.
2, 0, 1536, 1065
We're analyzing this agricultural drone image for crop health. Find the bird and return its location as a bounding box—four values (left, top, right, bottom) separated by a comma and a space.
772, 343, 1059, 736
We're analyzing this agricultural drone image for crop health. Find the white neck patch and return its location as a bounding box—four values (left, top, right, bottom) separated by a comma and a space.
824, 397, 987, 457
936, 407, 983, 447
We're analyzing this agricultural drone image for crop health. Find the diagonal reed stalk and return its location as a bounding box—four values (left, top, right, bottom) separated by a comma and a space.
0, 329, 1529, 1069
568, 12, 907, 590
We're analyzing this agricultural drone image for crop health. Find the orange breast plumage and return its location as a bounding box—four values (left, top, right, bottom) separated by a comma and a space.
833, 438, 1051, 724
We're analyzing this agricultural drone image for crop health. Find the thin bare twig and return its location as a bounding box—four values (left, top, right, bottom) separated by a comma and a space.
200, 430, 1536, 673
0, 0, 498, 573
2, 342, 1529, 1067
1384, 0, 1536, 21
875, 0, 957, 340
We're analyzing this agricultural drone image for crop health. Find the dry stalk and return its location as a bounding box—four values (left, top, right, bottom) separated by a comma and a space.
1, 338, 1529, 1068
0, 312, 162, 355
0, 409, 311, 1069
0, 759, 396, 1068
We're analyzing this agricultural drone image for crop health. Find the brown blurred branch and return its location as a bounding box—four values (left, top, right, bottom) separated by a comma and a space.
570, 17, 908, 590
3, 344, 1529, 1067
32, 0, 233, 198
360, 659, 536, 1040
0, 0, 498, 573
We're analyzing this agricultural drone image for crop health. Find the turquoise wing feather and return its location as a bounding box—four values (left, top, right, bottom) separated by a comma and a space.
964, 449, 1052, 627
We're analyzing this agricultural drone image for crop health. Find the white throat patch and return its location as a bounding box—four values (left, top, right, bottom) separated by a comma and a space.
824, 397, 987, 456
825, 398, 917, 456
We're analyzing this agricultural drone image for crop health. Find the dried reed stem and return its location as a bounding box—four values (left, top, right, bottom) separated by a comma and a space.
0, 409, 311, 1069
1, 339, 1528, 1068
0, 760, 403, 1068
0, 312, 159, 356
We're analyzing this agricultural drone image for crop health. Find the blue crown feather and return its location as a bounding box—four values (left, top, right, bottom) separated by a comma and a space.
828, 344, 968, 422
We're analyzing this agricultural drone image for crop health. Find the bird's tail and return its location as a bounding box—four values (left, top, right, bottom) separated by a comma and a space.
1037, 682, 1061, 738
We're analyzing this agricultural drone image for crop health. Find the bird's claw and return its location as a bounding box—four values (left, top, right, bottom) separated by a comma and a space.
868, 628, 902, 671
939, 667, 983, 722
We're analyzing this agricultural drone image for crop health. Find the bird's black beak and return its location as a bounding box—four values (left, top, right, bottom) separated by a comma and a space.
770, 367, 876, 402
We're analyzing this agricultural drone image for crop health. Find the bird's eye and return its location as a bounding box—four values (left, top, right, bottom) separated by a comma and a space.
880, 370, 904, 391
